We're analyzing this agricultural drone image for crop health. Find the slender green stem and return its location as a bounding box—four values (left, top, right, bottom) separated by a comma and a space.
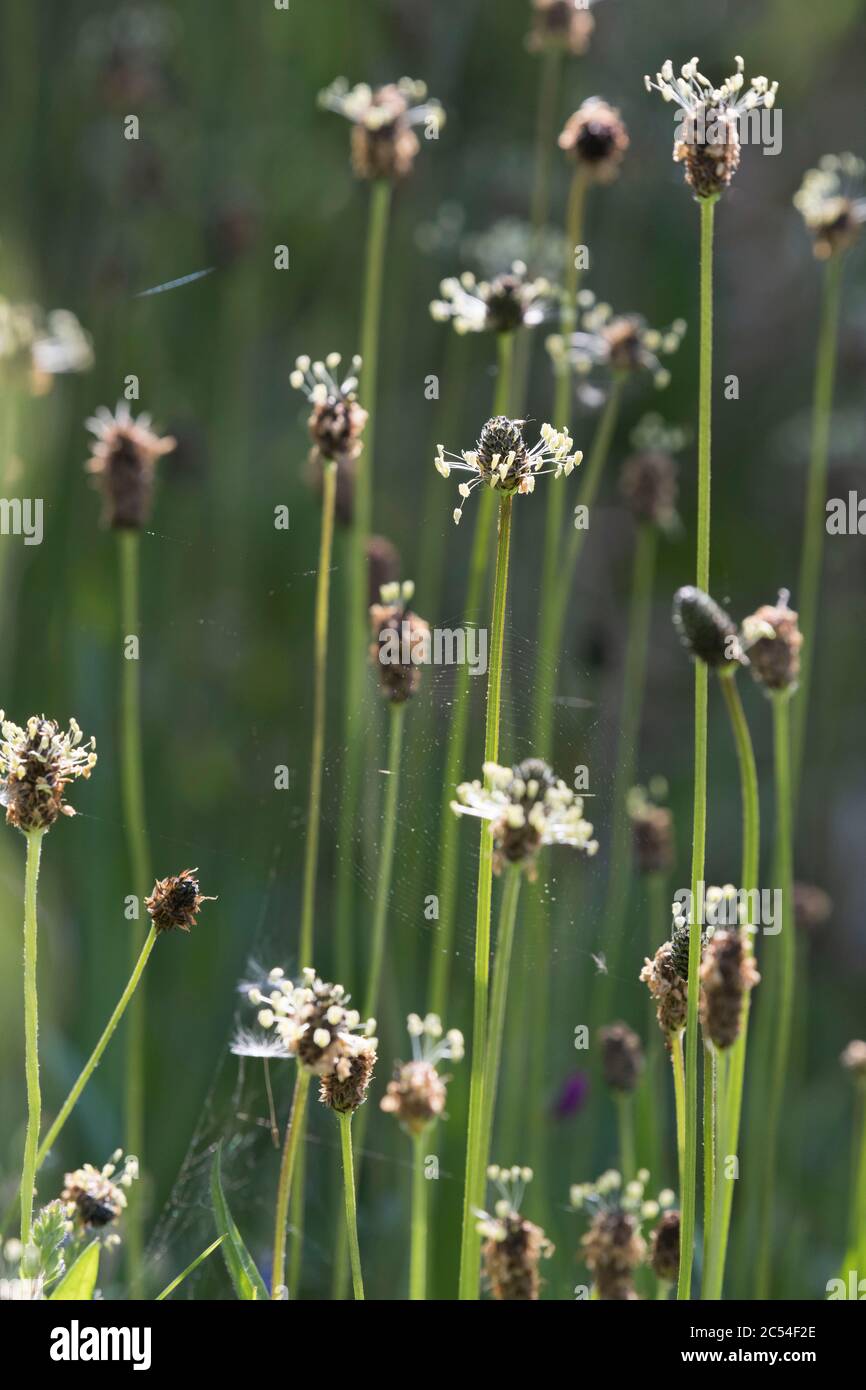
701, 1041, 717, 1297
616, 1093, 636, 1183
410, 1131, 428, 1301
705, 672, 760, 1301
298, 460, 337, 970
853, 1087, 866, 1269
792, 255, 844, 799
677, 194, 716, 1302
671, 1030, 687, 1198
480, 868, 522, 1170
363, 702, 405, 1021
19, 828, 44, 1245
118, 529, 151, 1297
271, 1066, 310, 1298
636, 871, 668, 1182
459, 494, 513, 1301
335, 176, 392, 990
37, 927, 158, 1170
428, 331, 514, 1017
339, 1112, 364, 1300
754, 692, 795, 1298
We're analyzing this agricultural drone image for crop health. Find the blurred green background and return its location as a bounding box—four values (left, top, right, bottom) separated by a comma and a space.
0, 0, 864, 1298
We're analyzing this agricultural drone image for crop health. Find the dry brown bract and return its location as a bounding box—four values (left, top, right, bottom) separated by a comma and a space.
145, 868, 215, 934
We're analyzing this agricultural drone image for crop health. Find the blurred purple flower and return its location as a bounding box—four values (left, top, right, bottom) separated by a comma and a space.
553, 1070, 589, 1119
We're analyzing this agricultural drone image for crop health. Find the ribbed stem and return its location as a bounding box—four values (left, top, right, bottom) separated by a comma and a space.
792, 255, 843, 799
271, 1066, 310, 1298
705, 672, 760, 1300
636, 871, 668, 1183
480, 867, 522, 1171
363, 701, 406, 1021
678, 194, 716, 1301
458, 494, 513, 1300
410, 1131, 428, 1301
118, 529, 151, 1298
298, 458, 337, 969
37, 926, 158, 1169
671, 1030, 687, 1197
701, 1041, 717, 1297
428, 331, 514, 1017
339, 1112, 364, 1300
754, 691, 795, 1298
19, 828, 44, 1245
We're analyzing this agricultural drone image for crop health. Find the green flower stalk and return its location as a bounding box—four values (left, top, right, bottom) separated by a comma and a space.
289, 353, 366, 970
840, 1042, 866, 1274
319, 77, 445, 995
0, 714, 97, 1244
791, 155, 864, 795
380, 1014, 465, 1300
231, 966, 377, 1299
646, 52, 778, 1298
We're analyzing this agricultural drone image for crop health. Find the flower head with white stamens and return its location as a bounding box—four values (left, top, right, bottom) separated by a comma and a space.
436, 416, 581, 525
794, 154, 866, 261
380, 1013, 464, 1136
547, 289, 686, 392
452, 757, 598, 878
318, 77, 445, 181
231, 966, 377, 1081
430, 261, 553, 335
477, 1165, 553, 1301
644, 56, 779, 199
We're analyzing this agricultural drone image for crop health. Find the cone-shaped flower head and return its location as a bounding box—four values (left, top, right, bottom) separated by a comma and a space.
627, 783, 675, 875
700, 928, 760, 1049
452, 757, 598, 878
0, 714, 96, 832
232, 966, 378, 1081
649, 1207, 681, 1284
558, 96, 629, 182
571, 1169, 674, 1300
673, 585, 744, 669
794, 154, 866, 261
436, 417, 581, 525
548, 290, 686, 391
477, 1165, 553, 1301
85, 403, 176, 529
526, 0, 599, 57
145, 868, 215, 934
61, 1151, 138, 1237
598, 1021, 644, 1092
430, 260, 552, 335
291, 353, 367, 525
640, 940, 688, 1041
380, 1013, 464, 1136
318, 77, 444, 181
369, 579, 430, 704
741, 589, 802, 694
644, 56, 779, 200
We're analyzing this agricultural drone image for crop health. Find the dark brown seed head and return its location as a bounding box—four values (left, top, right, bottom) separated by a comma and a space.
674, 106, 740, 200
319, 1039, 377, 1114
699, 929, 760, 1049
582, 1207, 645, 1300
85, 405, 176, 529
380, 1058, 448, 1135
526, 0, 595, 56
598, 1022, 644, 1092
307, 394, 367, 468
640, 942, 688, 1041
629, 799, 675, 875
475, 416, 528, 483
483, 1212, 552, 1301
673, 586, 744, 669
559, 97, 630, 183
349, 85, 420, 181
369, 585, 430, 704
619, 450, 679, 531
145, 868, 215, 934
60, 1157, 135, 1230
742, 592, 802, 694
650, 1209, 680, 1284
0, 714, 97, 832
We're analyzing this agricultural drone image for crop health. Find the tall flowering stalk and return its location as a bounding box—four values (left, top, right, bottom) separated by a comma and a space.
645, 55, 777, 1298
319, 78, 445, 995
432, 416, 580, 1298
380, 1014, 464, 1300
290, 353, 366, 969
85, 402, 175, 1293
0, 715, 97, 1245
840, 1042, 866, 1277
791, 156, 864, 796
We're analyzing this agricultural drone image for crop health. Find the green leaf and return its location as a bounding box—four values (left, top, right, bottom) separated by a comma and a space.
49, 1240, 100, 1301
22, 1200, 67, 1288
155, 1236, 224, 1300
210, 1143, 268, 1301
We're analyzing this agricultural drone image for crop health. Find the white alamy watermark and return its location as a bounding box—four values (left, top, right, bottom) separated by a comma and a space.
379, 621, 487, 676
674, 106, 783, 157
0, 498, 43, 545
826, 492, 866, 534
50, 1319, 152, 1370
673, 883, 783, 935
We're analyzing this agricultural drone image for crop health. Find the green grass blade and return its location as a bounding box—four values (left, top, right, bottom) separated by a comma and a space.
155, 1236, 224, 1301
49, 1239, 100, 1301
210, 1143, 268, 1301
